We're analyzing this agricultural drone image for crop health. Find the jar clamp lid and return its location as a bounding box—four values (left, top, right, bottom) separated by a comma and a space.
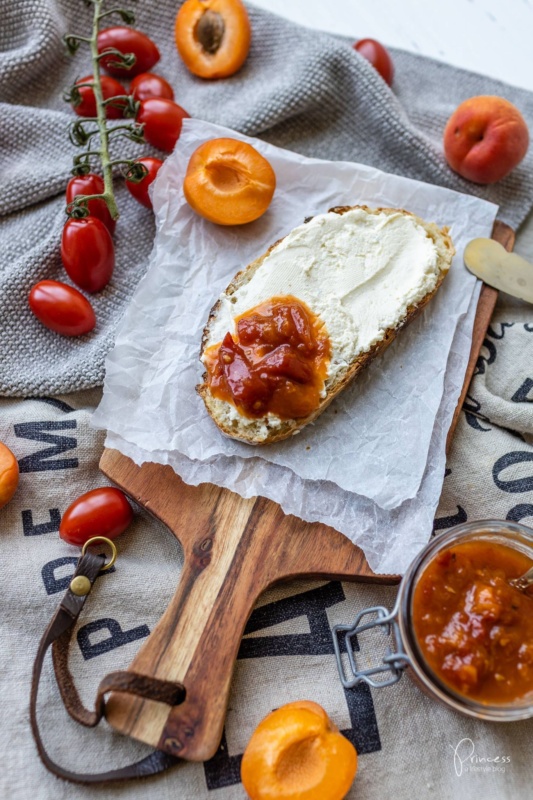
333, 603, 410, 689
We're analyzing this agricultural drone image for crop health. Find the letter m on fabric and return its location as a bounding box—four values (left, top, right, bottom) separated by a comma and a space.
14, 420, 78, 473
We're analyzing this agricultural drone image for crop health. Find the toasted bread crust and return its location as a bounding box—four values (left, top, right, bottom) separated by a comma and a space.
198, 205, 455, 445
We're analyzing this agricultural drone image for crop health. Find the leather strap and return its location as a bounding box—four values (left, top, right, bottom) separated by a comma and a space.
30, 550, 185, 784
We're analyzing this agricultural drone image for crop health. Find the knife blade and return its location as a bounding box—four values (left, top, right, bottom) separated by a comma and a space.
464, 238, 533, 304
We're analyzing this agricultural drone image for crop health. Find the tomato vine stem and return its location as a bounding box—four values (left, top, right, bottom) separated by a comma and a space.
89, 0, 119, 220
64, 1, 142, 220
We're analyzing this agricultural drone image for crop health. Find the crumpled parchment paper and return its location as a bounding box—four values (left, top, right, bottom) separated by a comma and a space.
93, 119, 497, 571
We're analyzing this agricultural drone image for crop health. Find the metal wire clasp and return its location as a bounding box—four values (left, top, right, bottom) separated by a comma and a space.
332, 602, 411, 690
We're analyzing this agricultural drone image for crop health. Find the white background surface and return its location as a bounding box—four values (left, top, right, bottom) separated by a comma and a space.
253, 0, 533, 92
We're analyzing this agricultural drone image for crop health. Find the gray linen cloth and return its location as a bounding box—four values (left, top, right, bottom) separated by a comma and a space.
2, 0, 533, 396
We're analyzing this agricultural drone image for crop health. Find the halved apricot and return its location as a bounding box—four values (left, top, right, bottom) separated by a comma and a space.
183, 137, 276, 225
175, 0, 251, 79
241, 700, 358, 800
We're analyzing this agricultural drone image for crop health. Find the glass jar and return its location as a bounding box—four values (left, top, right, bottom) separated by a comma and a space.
332, 519, 533, 722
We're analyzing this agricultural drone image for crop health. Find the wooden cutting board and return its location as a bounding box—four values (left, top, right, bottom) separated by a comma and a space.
100, 220, 514, 761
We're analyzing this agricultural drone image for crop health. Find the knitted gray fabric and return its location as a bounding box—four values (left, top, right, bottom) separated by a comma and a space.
2, 0, 533, 396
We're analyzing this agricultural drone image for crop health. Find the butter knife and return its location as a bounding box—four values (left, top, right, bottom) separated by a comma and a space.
464, 238, 533, 304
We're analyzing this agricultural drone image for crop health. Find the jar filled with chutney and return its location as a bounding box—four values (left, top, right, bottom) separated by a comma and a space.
333, 520, 533, 721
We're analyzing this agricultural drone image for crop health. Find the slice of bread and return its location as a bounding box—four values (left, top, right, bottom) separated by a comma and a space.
198, 205, 455, 445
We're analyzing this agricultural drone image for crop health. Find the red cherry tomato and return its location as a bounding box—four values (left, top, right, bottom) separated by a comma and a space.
137, 99, 190, 152
98, 27, 160, 78
130, 72, 174, 102
126, 157, 164, 209
61, 217, 115, 294
29, 281, 96, 337
354, 39, 394, 86
59, 487, 134, 547
66, 174, 116, 235
72, 74, 126, 119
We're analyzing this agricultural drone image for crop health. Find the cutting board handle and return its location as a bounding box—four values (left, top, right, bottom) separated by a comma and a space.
106, 489, 275, 761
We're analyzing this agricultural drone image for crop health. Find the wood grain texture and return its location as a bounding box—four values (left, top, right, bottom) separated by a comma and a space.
100, 221, 514, 761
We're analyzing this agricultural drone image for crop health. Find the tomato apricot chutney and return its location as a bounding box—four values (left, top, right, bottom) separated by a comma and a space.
412, 540, 533, 704
203, 295, 331, 419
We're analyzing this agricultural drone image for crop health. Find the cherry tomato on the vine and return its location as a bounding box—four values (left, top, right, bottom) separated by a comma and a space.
72, 74, 126, 119
59, 487, 134, 547
130, 72, 174, 102
353, 39, 395, 86
126, 157, 164, 209
137, 98, 190, 153
29, 281, 96, 337
61, 217, 115, 294
66, 174, 116, 235
98, 27, 160, 78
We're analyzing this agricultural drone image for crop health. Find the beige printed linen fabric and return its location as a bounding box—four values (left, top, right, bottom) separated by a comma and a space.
1, 249, 533, 799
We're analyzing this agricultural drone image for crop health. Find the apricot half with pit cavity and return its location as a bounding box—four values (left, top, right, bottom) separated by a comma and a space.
183, 137, 276, 225
241, 700, 358, 800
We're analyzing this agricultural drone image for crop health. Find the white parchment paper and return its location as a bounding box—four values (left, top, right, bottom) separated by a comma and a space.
93, 119, 498, 570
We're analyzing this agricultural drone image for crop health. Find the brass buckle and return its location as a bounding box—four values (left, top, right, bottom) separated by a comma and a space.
81, 536, 118, 572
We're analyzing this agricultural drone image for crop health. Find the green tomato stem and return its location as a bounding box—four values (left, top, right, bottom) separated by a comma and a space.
98, 8, 125, 21
68, 192, 109, 206
88, 0, 119, 220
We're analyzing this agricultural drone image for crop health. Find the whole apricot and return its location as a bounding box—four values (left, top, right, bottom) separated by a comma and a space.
241, 700, 358, 800
443, 95, 529, 184
0, 442, 19, 510
175, 0, 251, 79
183, 138, 276, 225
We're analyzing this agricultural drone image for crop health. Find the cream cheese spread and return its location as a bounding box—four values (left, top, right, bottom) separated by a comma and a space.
205, 207, 444, 391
